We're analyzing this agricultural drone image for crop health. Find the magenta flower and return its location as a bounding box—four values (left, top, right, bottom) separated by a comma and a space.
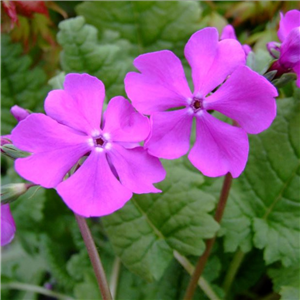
1, 204, 16, 246
268, 10, 300, 86
11, 74, 166, 217
125, 27, 277, 178
221, 24, 252, 56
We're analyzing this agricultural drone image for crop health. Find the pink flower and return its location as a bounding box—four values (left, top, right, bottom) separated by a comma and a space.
221, 24, 252, 56
125, 27, 277, 178
11, 74, 166, 217
268, 10, 300, 87
1, 204, 16, 246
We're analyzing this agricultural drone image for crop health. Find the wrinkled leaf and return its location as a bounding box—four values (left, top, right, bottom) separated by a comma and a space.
1, 35, 49, 135
222, 96, 300, 267
103, 159, 219, 281
76, 1, 202, 56
57, 16, 134, 99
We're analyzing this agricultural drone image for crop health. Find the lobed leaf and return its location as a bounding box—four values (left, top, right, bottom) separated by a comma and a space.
56, 16, 134, 99
222, 96, 300, 266
1, 35, 49, 135
103, 159, 219, 281
76, 1, 202, 56
268, 265, 300, 300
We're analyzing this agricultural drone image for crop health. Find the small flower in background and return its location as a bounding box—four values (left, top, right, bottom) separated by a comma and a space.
267, 10, 300, 87
1, 204, 16, 246
11, 74, 166, 217
125, 27, 278, 178
221, 24, 252, 56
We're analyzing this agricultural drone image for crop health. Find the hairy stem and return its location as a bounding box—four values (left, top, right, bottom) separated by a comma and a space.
184, 173, 233, 300
75, 214, 113, 300
1, 282, 75, 300
222, 249, 246, 296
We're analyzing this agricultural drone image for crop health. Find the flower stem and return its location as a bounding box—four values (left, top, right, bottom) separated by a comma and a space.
222, 249, 246, 296
184, 173, 233, 300
75, 214, 113, 300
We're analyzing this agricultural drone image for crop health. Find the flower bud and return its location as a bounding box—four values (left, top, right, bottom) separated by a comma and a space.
1, 183, 34, 204
0, 144, 30, 160
1, 136, 12, 147
266, 42, 281, 59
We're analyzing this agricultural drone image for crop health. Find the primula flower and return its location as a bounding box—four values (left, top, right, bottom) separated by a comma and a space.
125, 27, 277, 178
268, 10, 300, 87
11, 74, 166, 217
1, 204, 16, 246
221, 24, 252, 56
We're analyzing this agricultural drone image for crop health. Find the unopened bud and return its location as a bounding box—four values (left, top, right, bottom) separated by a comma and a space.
272, 72, 297, 88
1, 136, 12, 147
266, 42, 281, 59
1, 183, 34, 204
0, 144, 30, 160
10, 105, 30, 122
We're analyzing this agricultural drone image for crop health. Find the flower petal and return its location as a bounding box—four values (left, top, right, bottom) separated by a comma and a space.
145, 109, 193, 159
108, 144, 166, 194
125, 50, 191, 114
293, 61, 300, 88
103, 96, 150, 142
10, 105, 30, 122
221, 24, 237, 40
184, 27, 245, 97
188, 111, 249, 178
45, 73, 105, 134
1, 204, 16, 246
205, 66, 277, 134
279, 27, 300, 69
278, 10, 300, 42
11, 114, 90, 188
56, 151, 132, 217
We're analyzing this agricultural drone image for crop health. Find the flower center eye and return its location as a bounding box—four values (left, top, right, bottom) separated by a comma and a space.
191, 97, 204, 112
95, 137, 105, 146
93, 136, 107, 148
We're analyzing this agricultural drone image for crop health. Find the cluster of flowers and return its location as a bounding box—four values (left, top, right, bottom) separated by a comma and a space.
1, 10, 299, 246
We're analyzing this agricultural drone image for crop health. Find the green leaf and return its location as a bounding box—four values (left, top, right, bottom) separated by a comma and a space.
57, 16, 134, 99
66, 250, 90, 282
48, 72, 65, 90
76, 1, 202, 56
1, 240, 47, 300
103, 159, 219, 281
74, 270, 102, 300
11, 187, 46, 231
268, 265, 300, 300
246, 49, 273, 74
40, 234, 76, 291
222, 96, 300, 266
1, 35, 50, 135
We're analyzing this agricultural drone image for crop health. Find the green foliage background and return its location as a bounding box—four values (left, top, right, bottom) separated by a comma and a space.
1, 1, 299, 300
